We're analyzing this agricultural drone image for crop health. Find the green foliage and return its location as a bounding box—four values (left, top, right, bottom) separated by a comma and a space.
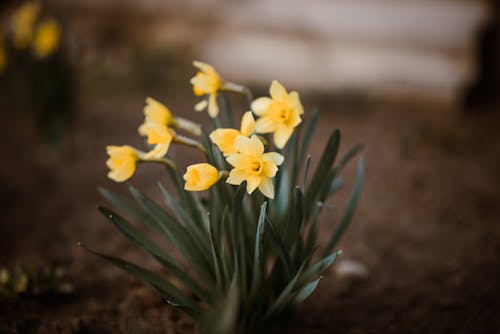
85, 94, 364, 333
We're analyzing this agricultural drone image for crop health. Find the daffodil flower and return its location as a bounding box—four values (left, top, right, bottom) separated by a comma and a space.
184, 163, 220, 191
226, 135, 284, 198
12, 2, 40, 50
190, 61, 223, 118
138, 97, 173, 136
210, 111, 255, 156
33, 19, 61, 58
106, 145, 142, 182
251, 80, 304, 149
143, 123, 174, 159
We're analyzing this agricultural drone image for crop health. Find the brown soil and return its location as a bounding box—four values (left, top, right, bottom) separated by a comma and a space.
1, 90, 499, 333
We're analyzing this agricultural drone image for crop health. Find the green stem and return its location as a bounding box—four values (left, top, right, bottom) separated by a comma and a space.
172, 117, 202, 137
174, 135, 207, 154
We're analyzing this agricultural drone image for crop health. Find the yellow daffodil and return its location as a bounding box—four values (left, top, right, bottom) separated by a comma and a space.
210, 111, 255, 156
138, 97, 173, 136
251, 80, 304, 149
184, 163, 220, 191
12, 2, 40, 50
106, 145, 141, 182
32, 19, 61, 58
226, 135, 284, 198
142, 123, 174, 159
190, 61, 223, 118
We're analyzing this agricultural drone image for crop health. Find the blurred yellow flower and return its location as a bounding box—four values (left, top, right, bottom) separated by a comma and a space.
210, 111, 255, 156
12, 2, 40, 50
0, 40, 6, 74
190, 61, 223, 118
184, 163, 220, 191
33, 19, 61, 58
143, 123, 174, 159
138, 97, 173, 136
251, 80, 304, 149
226, 135, 284, 198
106, 145, 140, 182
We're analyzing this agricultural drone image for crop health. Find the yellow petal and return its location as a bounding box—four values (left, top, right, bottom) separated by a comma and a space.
193, 60, 217, 76
251, 97, 272, 116
144, 97, 172, 126
269, 80, 288, 101
184, 163, 219, 191
240, 111, 255, 137
273, 125, 294, 149
234, 135, 264, 157
195, 99, 208, 112
258, 177, 275, 199
210, 128, 240, 156
262, 161, 278, 178
289, 91, 304, 115
255, 117, 278, 134
263, 152, 284, 166
145, 142, 170, 159
225, 153, 244, 168
246, 175, 260, 194
226, 168, 247, 185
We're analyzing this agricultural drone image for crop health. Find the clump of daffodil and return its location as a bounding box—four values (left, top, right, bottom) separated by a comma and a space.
191, 61, 224, 118
12, 2, 40, 50
106, 145, 143, 182
32, 19, 61, 58
210, 111, 255, 156
252, 80, 304, 149
184, 163, 221, 191
93, 62, 365, 334
226, 135, 284, 198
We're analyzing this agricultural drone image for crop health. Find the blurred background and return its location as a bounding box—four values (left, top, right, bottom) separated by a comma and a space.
0, 0, 499, 333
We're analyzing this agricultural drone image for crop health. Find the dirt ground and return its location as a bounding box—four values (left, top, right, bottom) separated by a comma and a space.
0, 83, 499, 333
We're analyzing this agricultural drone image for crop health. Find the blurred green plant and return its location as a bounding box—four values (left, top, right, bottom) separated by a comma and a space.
84, 61, 364, 333
0, 265, 74, 299
0, 1, 73, 150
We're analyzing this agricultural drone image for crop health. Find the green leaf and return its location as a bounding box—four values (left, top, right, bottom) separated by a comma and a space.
97, 206, 210, 303
324, 157, 364, 256
305, 129, 340, 219
80, 243, 201, 317
99, 188, 159, 233
295, 278, 321, 303
339, 143, 363, 170
129, 186, 214, 285
249, 202, 267, 299
298, 251, 341, 286
265, 217, 292, 279
298, 108, 319, 163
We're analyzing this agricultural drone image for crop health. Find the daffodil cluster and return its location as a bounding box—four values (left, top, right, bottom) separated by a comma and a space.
107, 61, 306, 200
97, 60, 364, 334
0, 1, 62, 74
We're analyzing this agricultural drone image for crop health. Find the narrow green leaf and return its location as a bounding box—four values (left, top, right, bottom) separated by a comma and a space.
298, 108, 319, 163
339, 143, 363, 170
129, 186, 214, 285
295, 278, 321, 303
80, 243, 200, 317
298, 251, 341, 286
324, 157, 364, 255
97, 206, 210, 303
305, 129, 340, 219
265, 217, 292, 279
249, 202, 267, 299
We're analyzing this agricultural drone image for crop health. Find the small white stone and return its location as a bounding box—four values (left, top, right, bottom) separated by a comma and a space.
334, 259, 369, 279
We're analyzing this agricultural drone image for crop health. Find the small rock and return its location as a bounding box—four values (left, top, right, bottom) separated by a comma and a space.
334, 259, 369, 280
